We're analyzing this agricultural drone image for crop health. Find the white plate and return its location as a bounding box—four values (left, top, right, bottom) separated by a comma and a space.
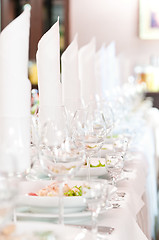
18, 180, 86, 213
11, 221, 93, 240
77, 158, 106, 177
15, 207, 107, 224
15, 207, 92, 224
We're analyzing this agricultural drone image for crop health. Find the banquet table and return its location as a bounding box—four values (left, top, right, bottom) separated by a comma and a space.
0, 6, 158, 240
14, 121, 158, 240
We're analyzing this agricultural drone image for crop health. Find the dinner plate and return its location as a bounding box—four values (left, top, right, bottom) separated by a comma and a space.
7, 221, 93, 240
15, 206, 108, 224
76, 158, 106, 177
26, 158, 107, 180
18, 180, 87, 214
15, 207, 92, 224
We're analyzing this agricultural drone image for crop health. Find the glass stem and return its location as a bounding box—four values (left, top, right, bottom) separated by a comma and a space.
91, 211, 98, 236
112, 176, 116, 186
87, 157, 91, 181
58, 180, 64, 225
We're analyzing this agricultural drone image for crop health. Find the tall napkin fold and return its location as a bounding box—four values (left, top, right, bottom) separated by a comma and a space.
0, 8, 31, 117
78, 38, 97, 106
98, 42, 120, 96
37, 19, 62, 125
0, 9, 31, 173
95, 44, 106, 100
61, 34, 82, 114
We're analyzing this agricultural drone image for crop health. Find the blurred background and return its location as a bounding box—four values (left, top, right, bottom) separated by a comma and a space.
1, 0, 159, 106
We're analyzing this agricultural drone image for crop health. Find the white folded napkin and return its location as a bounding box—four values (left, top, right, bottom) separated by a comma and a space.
0, 8, 31, 117
95, 44, 106, 100
36, 19, 62, 125
61, 34, 82, 115
0, 9, 31, 173
78, 38, 97, 106
98, 42, 120, 96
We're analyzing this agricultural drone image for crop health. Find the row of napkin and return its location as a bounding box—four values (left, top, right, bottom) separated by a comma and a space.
37, 19, 120, 125
0, 9, 120, 173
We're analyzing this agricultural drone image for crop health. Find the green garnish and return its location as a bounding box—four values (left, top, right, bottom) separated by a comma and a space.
107, 135, 118, 139
106, 159, 111, 165
33, 231, 55, 240
64, 185, 83, 196
90, 160, 105, 168
86, 145, 97, 149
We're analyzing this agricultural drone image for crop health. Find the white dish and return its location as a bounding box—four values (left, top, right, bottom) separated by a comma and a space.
15, 208, 92, 224
18, 180, 86, 213
15, 207, 107, 224
27, 158, 106, 180
77, 158, 106, 177
10, 221, 93, 240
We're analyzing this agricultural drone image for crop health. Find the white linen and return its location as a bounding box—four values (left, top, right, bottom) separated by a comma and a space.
95, 44, 106, 99
0, 9, 31, 173
61, 34, 82, 113
96, 42, 120, 96
0, 8, 31, 117
36, 19, 62, 125
137, 124, 158, 239
92, 156, 150, 240
78, 38, 97, 106
15, 153, 151, 240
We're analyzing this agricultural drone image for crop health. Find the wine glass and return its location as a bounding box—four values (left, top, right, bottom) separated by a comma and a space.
0, 173, 18, 229
105, 151, 125, 201
105, 152, 124, 186
39, 106, 86, 224
82, 180, 108, 240
0, 117, 28, 228
113, 135, 129, 158
63, 98, 85, 125
0, 116, 31, 178
72, 106, 107, 180
94, 100, 114, 137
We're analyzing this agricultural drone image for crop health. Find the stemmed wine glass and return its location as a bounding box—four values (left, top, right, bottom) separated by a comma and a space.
82, 180, 108, 240
72, 105, 107, 180
105, 152, 124, 186
105, 151, 125, 201
113, 135, 129, 158
0, 116, 30, 229
39, 106, 86, 224
0, 173, 18, 228
95, 100, 114, 137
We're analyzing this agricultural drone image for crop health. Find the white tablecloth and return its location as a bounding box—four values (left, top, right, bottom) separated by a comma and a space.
97, 156, 151, 240
15, 125, 158, 240
75, 142, 156, 240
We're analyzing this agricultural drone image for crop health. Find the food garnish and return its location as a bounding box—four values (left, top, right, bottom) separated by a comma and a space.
84, 160, 105, 168
28, 182, 83, 197
28, 192, 38, 196
64, 186, 82, 196
86, 145, 97, 149
90, 160, 105, 168
107, 135, 118, 139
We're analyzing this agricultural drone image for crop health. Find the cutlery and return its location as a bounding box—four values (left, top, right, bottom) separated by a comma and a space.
67, 224, 114, 235
112, 203, 120, 208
